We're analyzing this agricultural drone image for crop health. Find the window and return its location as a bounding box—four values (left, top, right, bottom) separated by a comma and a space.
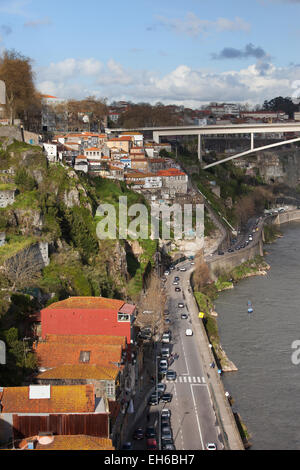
106, 381, 115, 397
79, 351, 91, 363
118, 313, 130, 322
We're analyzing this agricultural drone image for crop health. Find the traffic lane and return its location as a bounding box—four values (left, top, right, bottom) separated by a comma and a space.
172, 382, 220, 450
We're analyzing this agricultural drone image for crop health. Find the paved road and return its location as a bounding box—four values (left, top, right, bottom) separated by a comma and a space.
129, 262, 222, 451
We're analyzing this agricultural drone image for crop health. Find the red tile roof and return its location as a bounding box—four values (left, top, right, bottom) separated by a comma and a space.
45, 296, 125, 310
20, 435, 115, 450
157, 169, 186, 177
36, 364, 119, 380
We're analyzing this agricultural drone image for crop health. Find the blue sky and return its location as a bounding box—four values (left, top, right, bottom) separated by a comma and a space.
1, 0, 300, 106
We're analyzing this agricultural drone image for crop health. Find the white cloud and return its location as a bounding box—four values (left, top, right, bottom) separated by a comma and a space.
35, 57, 300, 106
156, 12, 250, 37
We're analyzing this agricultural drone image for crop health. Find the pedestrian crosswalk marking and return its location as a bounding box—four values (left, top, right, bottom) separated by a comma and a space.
175, 376, 206, 384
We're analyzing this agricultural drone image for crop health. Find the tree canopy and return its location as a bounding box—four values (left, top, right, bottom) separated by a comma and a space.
0, 49, 42, 127
262, 96, 298, 119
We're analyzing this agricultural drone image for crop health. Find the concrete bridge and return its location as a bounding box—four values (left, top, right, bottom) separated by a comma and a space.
111, 122, 300, 166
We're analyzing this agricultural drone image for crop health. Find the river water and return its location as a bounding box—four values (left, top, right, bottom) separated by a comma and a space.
215, 222, 300, 450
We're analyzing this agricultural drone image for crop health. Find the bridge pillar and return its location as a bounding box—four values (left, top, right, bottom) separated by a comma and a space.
251, 132, 254, 150
198, 134, 202, 162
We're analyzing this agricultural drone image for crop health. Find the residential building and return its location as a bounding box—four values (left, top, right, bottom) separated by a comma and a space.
157, 168, 188, 195
43, 143, 58, 163
106, 136, 133, 153
0, 384, 111, 444
74, 155, 88, 173
40, 297, 136, 345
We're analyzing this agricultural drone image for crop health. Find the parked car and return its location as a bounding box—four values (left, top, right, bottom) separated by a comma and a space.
161, 392, 173, 403
133, 427, 144, 440
121, 442, 132, 450
147, 438, 158, 450
161, 437, 175, 450
164, 270, 170, 276
161, 426, 173, 440
218, 250, 224, 255
178, 302, 184, 308
175, 287, 181, 292
145, 426, 157, 438
155, 383, 166, 396
174, 276, 180, 282
166, 370, 177, 381
148, 393, 160, 406
181, 313, 188, 319
161, 416, 171, 427
164, 318, 171, 325
161, 409, 171, 418
179, 267, 186, 271
142, 310, 154, 315
172, 281, 179, 286
162, 332, 171, 343
159, 359, 168, 368
161, 347, 170, 358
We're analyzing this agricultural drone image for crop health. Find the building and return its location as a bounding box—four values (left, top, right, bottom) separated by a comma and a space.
43, 143, 58, 163
14, 434, 115, 450
40, 297, 136, 345
157, 168, 188, 195
106, 136, 132, 153
0, 384, 111, 444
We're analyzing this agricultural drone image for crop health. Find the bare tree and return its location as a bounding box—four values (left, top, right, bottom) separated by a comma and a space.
136, 273, 167, 339
1, 245, 43, 290
193, 249, 211, 290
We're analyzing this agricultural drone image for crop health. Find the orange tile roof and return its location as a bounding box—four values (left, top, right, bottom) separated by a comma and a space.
44, 334, 126, 347
36, 364, 119, 380
1, 385, 95, 413
35, 342, 122, 368
85, 147, 102, 151
21, 435, 115, 450
45, 296, 125, 310
157, 169, 186, 177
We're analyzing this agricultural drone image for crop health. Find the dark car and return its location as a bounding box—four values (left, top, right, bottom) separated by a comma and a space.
174, 276, 180, 282
145, 426, 157, 438
166, 370, 177, 381
161, 392, 173, 403
175, 287, 181, 292
228, 248, 234, 253
161, 426, 173, 440
181, 313, 188, 319
148, 394, 160, 406
121, 442, 132, 450
161, 437, 174, 448
133, 427, 144, 440
218, 250, 224, 255
164, 318, 171, 325
161, 416, 171, 427
162, 443, 176, 450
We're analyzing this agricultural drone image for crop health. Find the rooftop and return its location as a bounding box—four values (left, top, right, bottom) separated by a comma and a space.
36, 364, 119, 380
1, 384, 95, 413
44, 296, 126, 311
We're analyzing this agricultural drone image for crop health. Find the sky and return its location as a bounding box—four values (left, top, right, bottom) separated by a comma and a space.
1, 0, 300, 107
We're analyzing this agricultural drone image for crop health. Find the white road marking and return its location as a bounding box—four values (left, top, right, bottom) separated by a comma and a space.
190, 384, 205, 450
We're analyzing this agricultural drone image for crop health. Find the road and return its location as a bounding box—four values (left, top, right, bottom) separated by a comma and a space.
131, 261, 223, 451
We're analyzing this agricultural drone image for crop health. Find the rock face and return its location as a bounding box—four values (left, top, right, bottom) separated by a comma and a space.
256, 148, 300, 186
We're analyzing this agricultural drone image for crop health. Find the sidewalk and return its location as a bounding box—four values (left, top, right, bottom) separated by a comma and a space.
184, 270, 244, 450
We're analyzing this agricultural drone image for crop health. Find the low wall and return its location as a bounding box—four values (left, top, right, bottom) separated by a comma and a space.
273, 209, 300, 225
206, 238, 263, 280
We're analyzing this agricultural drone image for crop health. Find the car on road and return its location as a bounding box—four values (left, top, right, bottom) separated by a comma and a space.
132, 427, 144, 440
164, 318, 171, 325
178, 302, 184, 308
145, 426, 157, 438
170, 265, 175, 270
155, 383, 166, 396
166, 370, 177, 381
159, 365, 168, 376
175, 287, 181, 292
163, 310, 169, 316
161, 392, 173, 403
218, 250, 224, 255
228, 248, 234, 253
121, 442, 132, 450
142, 310, 154, 315
206, 443, 217, 450
174, 276, 180, 282
164, 270, 170, 276
161, 416, 171, 427
185, 329, 193, 336
162, 332, 171, 343
161, 426, 173, 440
181, 313, 188, 319
161, 347, 170, 358
159, 359, 168, 368
147, 438, 158, 450
161, 409, 171, 418
172, 280, 179, 285
179, 267, 187, 271
161, 438, 175, 450
148, 393, 160, 406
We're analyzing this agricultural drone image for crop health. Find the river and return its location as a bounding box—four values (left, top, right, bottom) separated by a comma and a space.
215, 221, 300, 450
